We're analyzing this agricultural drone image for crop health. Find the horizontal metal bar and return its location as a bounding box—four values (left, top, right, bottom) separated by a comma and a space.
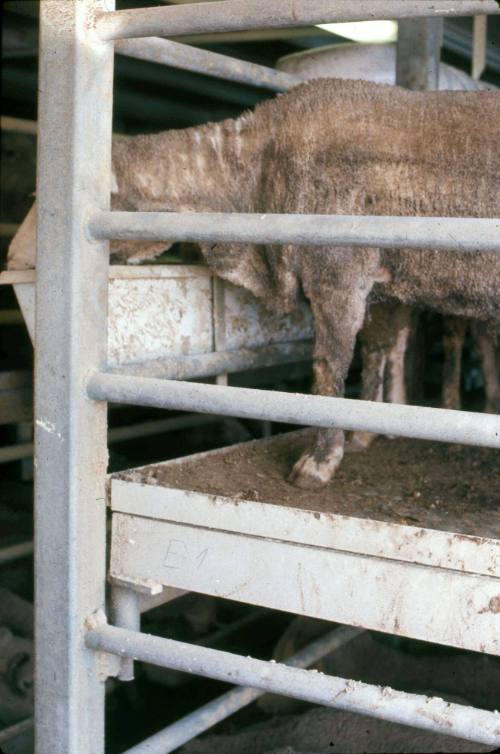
0, 116, 37, 135
95, 1, 500, 41
124, 625, 363, 754
86, 623, 500, 746
110, 342, 313, 382
0, 441, 33, 463
88, 212, 500, 253
0, 587, 33, 638
0, 415, 222, 463
0, 223, 20, 237
0, 370, 31, 390
197, 608, 269, 648
107, 413, 219, 442
87, 373, 500, 449
0, 717, 34, 746
171, 27, 332, 45
0, 309, 24, 325
115, 37, 300, 92
0, 541, 34, 565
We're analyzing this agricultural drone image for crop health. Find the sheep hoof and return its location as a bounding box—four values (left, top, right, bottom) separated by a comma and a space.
288, 467, 329, 489
288, 451, 340, 489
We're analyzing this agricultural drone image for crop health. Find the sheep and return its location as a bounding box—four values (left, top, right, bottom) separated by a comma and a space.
277, 43, 500, 442
8, 78, 500, 488
181, 706, 495, 753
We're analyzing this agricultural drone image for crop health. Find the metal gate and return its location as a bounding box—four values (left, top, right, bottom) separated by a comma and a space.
31, 2, 500, 753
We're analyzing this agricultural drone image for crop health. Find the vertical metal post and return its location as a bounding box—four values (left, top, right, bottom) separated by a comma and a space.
472, 15, 487, 80
396, 17, 443, 90
395, 17, 442, 405
35, 2, 114, 753
111, 586, 140, 681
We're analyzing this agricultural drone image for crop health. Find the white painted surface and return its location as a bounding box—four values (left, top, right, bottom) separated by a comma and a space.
110, 433, 500, 654
110, 512, 499, 654
111, 478, 499, 578
4, 266, 312, 366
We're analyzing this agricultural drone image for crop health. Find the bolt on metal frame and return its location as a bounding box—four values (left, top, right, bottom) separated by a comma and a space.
35, 2, 500, 753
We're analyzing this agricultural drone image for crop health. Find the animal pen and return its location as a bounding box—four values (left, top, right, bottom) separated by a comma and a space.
6, 1, 500, 752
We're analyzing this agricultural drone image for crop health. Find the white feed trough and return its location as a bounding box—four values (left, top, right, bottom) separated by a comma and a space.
0, 265, 313, 369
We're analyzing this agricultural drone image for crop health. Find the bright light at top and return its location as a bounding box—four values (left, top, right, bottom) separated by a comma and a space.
316, 21, 398, 44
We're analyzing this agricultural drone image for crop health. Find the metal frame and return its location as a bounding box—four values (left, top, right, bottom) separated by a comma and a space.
35, 2, 113, 752
94, 1, 500, 41
34, 2, 500, 753
87, 622, 500, 748
89, 210, 500, 252
108, 443, 498, 653
88, 373, 500, 447
121, 626, 363, 754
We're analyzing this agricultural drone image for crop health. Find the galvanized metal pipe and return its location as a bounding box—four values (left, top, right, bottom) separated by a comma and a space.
95, 1, 500, 42
0, 415, 221, 464
171, 27, 333, 45
0, 223, 20, 237
115, 37, 300, 92
35, 2, 114, 751
124, 625, 363, 754
0, 342, 311, 467
110, 341, 313, 381
0, 442, 34, 464
108, 413, 219, 442
111, 587, 140, 681
197, 608, 269, 648
0, 541, 34, 566
87, 373, 500, 449
86, 623, 500, 746
0, 116, 38, 135
396, 18, 443, 90
88, 211, 500, 254
0, 309, 24, 325
0, 716, 34, 746
0, 587, 33, 638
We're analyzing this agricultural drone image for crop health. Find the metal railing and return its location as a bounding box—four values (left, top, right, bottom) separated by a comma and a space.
89, 210, 500, 253
86, 620, 500, 749
94, 1, 500, 41
34, 2, 500, 753
115, 36, 300, 91
88, 373, 500, 448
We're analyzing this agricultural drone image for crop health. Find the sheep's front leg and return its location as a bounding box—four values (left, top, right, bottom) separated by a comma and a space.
289, 427, 345, 490
289, 275, 372, 489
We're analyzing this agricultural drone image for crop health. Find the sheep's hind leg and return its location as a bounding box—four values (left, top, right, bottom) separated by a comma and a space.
441, 317, 467, 410
349, 334, 386, 451
351, 303, 411, 450
471, 324, 500, 414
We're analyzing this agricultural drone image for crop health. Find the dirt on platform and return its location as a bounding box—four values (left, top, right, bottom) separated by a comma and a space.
124, 430, 500, 539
